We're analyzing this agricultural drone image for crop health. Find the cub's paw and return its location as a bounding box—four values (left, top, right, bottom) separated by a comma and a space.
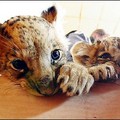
88, 62, 116, 81
57, 62, 94, 96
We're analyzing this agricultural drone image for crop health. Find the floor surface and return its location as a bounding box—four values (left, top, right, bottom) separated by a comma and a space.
0, 76, 120, 119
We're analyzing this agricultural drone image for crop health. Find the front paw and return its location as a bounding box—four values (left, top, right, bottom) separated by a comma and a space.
57, 62, 94, 96
88, 62, 116, 81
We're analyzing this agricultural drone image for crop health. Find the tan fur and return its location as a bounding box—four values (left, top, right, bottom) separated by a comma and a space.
0, 6, 94, 96
71, 37, 120, 81
41, 6, 57, 23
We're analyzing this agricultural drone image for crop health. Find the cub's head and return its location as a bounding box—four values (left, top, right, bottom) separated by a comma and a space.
0, 6, 67, 96
71, 37, 120, 67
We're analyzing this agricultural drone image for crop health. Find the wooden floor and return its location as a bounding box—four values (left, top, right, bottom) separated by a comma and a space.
0, 76, 120, 119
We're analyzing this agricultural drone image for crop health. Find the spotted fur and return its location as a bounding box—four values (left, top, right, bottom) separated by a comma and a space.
71, 37, 120, 81
0, 6, 94, 96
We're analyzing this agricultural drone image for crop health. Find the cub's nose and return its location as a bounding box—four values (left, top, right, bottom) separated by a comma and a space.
40, 76, 53, 87
37, 76, 58, 95
25, 73, 59, 96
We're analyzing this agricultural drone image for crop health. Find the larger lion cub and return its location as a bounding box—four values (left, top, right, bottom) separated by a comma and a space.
0, 6, 94, 96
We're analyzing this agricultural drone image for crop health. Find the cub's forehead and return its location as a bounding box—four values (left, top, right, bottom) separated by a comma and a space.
101, 37, 120, 47
0, 15, 65, 58
0, 15, 60, 47
0, 15, 54, 37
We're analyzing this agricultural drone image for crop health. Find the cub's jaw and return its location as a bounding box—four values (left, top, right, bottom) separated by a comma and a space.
18, 70, 60, 96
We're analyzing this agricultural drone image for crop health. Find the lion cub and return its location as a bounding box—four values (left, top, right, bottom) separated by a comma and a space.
0, 5, 94, 96
71, 37, 120, 81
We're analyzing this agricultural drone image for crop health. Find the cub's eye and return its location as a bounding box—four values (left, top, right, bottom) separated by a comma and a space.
99, 53, 111, 59
11, 59, 28, 72
51, 49, 61, 60
82, 55, 89, 59
82, 55, 90, 60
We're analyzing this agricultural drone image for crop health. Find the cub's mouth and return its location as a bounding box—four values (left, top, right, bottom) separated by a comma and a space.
20, 77, 59, 96
20, 68, 61, 96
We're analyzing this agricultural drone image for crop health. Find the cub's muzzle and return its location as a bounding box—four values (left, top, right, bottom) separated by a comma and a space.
21, 72, 59, 96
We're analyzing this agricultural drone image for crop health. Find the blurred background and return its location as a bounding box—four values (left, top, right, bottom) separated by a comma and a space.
0, 1, 120, 36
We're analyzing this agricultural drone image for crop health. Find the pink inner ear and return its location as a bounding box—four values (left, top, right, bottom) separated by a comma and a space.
41, 6, 57, 24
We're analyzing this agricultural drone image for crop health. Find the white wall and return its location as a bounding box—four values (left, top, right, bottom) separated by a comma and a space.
1, 1, 120, 37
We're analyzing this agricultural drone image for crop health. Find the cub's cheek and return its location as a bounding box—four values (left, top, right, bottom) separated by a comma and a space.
20, 80, 43, 96
18, 76, 59, 96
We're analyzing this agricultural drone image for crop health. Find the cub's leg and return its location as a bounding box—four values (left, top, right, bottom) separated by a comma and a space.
88, 62, 117, 81
57, 62, 94, 96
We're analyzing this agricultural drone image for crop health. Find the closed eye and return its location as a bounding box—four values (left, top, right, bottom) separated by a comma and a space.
82, 55, 90, 60
98, 53, 112, 59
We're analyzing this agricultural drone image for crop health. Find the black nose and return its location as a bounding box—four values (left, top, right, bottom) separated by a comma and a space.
37, 76, 58, 96
40, 76, 51, 87
39, 76, 58, 89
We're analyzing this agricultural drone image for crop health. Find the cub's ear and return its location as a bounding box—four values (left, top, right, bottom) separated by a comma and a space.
41, 5, 57, 23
